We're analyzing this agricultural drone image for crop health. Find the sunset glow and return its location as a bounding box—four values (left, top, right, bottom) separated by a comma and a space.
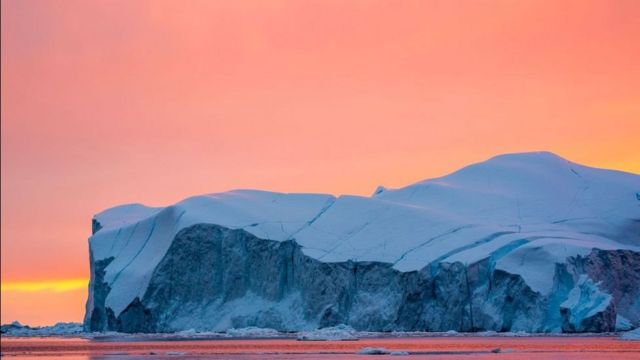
1, 279, 88, 293
2, 0, 639, 326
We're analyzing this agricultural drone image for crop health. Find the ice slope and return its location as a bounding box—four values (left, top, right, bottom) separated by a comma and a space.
86, 151, 640, 331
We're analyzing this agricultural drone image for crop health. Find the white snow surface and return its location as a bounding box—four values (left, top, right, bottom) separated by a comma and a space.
90, 152, 640, 316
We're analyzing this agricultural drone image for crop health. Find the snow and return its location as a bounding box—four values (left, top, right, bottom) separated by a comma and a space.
621, 327, 640, 340
89, 151, 640, 317
297, 325, 358, 341
94, 203, 162, 232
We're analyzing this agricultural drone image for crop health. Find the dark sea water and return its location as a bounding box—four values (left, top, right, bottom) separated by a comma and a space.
2, 336, 639, 359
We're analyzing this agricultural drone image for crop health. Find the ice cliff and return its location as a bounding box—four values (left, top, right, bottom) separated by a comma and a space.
84, 152, 640, 333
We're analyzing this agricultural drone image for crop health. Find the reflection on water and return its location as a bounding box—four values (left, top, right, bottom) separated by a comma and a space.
2, 336, 639, 359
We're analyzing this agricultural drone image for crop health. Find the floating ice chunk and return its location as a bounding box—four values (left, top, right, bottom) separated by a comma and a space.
477, 331, 498, 336
297, 324, 358, 341
390, 350, 410, 355
226, 327, 280, 338
358, 347, 391, 354
502, 331, 531, 337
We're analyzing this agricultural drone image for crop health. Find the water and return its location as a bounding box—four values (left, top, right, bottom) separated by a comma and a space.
1, 336, 639, 359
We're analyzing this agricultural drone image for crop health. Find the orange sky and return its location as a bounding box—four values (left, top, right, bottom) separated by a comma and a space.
1, 0, 639, 326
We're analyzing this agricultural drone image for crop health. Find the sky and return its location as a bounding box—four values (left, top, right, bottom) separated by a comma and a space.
1, 0, 639, 326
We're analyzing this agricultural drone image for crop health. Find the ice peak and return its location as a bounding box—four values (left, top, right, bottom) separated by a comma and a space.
372, 186, 387, 196
488, 150, 567, 162
484, 151, 574, 168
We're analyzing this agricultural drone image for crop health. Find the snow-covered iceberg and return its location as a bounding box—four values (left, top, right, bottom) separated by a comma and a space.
0, 321, 84, 337
84, 152, 640, 333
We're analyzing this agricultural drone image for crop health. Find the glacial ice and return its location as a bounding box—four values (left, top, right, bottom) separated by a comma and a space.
84, 152, 640, 333
621, 327, 640, 340
616, 316, 634, 331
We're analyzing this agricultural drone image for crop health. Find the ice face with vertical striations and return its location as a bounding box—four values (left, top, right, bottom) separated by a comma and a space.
84, 152, 640, 333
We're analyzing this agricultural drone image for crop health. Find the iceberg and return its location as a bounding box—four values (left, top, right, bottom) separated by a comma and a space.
0, 322, 84, 337
84, 152, 640, 333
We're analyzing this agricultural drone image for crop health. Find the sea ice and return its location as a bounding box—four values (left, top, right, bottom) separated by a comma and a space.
297, 325, 358, 341
358, 347, 391, 354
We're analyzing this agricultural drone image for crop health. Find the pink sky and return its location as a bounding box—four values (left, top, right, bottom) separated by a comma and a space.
2, 0, 639, 325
